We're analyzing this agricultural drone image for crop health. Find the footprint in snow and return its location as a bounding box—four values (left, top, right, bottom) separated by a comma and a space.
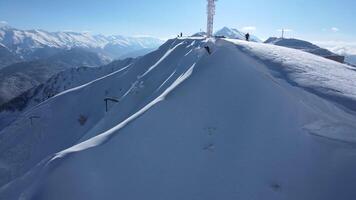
203, 144, 215, 152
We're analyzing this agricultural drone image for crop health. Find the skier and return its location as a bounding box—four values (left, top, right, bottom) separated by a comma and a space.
204, 46, 211, 54
180, 32, 183, 37
245, 33, 250, 41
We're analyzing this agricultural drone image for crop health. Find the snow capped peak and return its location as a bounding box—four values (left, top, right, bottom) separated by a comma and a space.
214, 27, 261, 42
217, 26, 237, 34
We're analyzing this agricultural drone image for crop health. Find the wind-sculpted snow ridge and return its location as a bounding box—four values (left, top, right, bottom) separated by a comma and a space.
1, 38, 356, 200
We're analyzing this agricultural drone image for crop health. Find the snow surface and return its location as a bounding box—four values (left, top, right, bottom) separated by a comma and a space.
229, 39, 356, 104
265, 37, 338, 57
1, 38, 356, 200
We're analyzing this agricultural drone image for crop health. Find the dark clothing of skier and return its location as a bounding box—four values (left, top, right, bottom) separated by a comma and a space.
245, 33, 250, 41
205, 46, 211, 54
180, 32, 183, 37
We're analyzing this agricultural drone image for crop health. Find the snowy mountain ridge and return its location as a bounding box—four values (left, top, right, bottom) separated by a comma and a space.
0, 26, 164, 60
265, 37, 338, 57
1, 37, 356, 200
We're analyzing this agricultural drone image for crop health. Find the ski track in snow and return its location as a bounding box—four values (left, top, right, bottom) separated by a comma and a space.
139, 41, 185, 78
155, 70, 177, 93
185, 49, 193, 56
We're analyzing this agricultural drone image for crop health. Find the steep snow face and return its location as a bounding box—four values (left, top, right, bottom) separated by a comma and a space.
0, 38, 207, 189
0, 26, 164, 60
214, 27, 261, 42
265, 37, 338, 57
1, 38, 356, 200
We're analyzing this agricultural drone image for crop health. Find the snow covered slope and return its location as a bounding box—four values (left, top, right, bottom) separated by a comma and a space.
215, 27, 261, 42
1, 38, 356, 200
0, 26, 164, 60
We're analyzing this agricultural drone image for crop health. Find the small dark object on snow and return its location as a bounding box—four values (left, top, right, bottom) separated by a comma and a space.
270, 183, 281, 191
245, 33, 250, 41
104, 97, 119, 112
29, 116, 40, 126
180, 32, 183, 37
78, 115, 88, 126
205, 46, 212, 54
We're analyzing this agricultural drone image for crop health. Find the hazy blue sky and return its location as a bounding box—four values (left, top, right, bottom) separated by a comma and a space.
0, 0, 355, 43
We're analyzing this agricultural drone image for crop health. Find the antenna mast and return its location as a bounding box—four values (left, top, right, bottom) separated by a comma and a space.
207, 0, 217, 38
282, 28, 285, 38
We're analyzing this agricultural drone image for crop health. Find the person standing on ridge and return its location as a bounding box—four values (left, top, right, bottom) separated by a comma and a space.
245, 33, 250, 41
180, 32, 183, 37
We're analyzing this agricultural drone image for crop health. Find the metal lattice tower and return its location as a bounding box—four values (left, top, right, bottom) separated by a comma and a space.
207, 0, 217, 38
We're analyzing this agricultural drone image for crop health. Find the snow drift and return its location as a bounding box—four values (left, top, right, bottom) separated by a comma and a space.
1, 38, 356, 200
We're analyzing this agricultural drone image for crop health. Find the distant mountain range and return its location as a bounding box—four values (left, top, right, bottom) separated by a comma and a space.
0, 25, 164, 106
0, 25, 164, 66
